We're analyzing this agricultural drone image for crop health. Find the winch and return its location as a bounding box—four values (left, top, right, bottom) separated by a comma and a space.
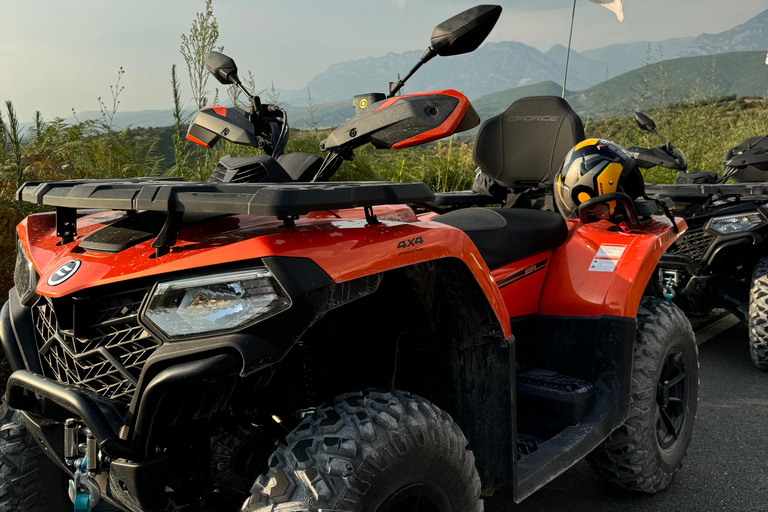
65, 419, 103, 511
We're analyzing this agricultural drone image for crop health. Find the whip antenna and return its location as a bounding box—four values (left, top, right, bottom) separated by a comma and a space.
562, 0, 577, 99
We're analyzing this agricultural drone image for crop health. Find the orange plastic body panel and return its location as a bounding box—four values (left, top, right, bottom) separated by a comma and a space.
538, 217, 687, 319
491, 251, 551, 318
18, 205, 511, 339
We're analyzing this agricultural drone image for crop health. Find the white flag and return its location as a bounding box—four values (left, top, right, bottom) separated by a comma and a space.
589, 0, 624, 22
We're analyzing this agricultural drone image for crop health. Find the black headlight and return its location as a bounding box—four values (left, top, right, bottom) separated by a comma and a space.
14, 238, 38, 306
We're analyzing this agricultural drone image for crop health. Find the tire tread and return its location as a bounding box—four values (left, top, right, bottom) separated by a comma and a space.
748, 257, 768, 370
242, 389, 481, 512
587, 298, 699, 493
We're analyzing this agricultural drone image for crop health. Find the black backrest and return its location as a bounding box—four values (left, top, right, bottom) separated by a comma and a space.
473, 96, 585, 189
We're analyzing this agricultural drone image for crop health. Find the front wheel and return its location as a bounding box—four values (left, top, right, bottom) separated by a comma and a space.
748, 257, 768, 370
242, 389, 482, 512
588, 298, 699, 493
0, 403, 71, 512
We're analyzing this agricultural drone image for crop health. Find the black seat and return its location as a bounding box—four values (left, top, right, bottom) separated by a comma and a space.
432, 208, 567, 269
473, 96, 585, 191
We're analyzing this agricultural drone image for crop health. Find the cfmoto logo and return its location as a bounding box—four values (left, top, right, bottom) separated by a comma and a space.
48, 260, 81, 286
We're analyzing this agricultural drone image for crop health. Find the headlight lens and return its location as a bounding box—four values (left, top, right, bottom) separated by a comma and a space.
145, 268, 291, 338
14, 238, 38, 306
708, 212, 766, 235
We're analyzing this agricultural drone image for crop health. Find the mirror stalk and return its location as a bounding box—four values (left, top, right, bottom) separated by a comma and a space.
236, 82, 253, 100
651, 129, 668, 145
388, 47, 437, 98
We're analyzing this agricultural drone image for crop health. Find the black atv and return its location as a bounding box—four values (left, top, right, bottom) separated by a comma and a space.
634, 112, 768, 370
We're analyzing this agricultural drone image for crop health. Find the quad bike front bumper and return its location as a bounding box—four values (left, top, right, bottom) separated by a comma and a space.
5, 356, 240, 512
1, 288, 247, 511
0, 255, 385, 511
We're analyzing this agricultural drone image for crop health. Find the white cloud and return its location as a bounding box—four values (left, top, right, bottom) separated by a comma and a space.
389, 0, 406, 10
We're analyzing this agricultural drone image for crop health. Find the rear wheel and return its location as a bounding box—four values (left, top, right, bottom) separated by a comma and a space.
748, 257, 768, 370
242, 389, 481, 512
0, 403, 70, 512
588, 298, 699, 492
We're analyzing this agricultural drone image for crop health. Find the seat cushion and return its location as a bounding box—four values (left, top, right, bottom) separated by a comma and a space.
432, 208, 567, 269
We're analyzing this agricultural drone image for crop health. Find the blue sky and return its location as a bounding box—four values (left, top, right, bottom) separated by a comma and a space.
1, 0, 766, 120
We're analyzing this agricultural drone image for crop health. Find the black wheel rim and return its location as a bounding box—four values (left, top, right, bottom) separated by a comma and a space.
375, 482, 450, 512
656, 346, 688, 450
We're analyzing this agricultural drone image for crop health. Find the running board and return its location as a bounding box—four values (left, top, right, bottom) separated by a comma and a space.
515, 398, 615, 502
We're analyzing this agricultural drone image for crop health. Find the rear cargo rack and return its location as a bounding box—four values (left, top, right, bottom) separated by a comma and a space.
17, 178, 435, 256
647, 183, 768, 197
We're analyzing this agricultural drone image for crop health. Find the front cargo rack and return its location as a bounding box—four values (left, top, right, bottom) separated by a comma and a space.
17, 178, 435, 256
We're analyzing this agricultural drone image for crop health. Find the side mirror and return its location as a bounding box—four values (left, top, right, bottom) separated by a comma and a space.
431, 5, 502, 57
205, 51, 241, 85
633, 112, 656, 133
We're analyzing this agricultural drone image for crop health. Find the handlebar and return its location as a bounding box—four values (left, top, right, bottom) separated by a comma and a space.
578, 192, 640, 227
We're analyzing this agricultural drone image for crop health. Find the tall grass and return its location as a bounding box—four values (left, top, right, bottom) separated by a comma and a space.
587, 96, 768, 183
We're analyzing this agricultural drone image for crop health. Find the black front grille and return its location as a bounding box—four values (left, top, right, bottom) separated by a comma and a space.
668, 228, 714, 261
32, 290, 160, 403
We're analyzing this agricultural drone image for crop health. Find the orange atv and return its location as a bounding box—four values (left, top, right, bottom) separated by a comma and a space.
2, 5, 697, 512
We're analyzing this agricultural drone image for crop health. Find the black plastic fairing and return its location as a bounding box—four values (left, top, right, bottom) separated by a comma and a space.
627, 146, 684, 170
0, 300, 25, 373
5, 287, 43, 374
277, 152, 323, 182
78, 211, 226, 253
131, 354, 241, 457
322, 94, 459, 152
371, 96, 459, 149
188, 106, 259, 148
208, 154, 293, 184
455, 102, 480, 134
724, 135, 768, 182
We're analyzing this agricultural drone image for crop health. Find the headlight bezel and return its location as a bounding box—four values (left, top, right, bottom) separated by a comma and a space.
14, 238, 39, 306
706, 210, 767, 236
141, 267, 292, 341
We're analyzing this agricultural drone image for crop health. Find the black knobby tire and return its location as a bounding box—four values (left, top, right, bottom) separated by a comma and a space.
588, 298, 699, 493
242, 389, 482, 512
0, 404, 70, 512
748, 257, 768, 370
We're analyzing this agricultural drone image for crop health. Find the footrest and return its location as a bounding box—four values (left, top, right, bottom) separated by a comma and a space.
517, 434, 540, 457
517, 369, 595, 439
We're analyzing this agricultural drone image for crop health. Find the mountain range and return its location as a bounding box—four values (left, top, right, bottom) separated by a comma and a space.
21, 8, 768, 132
271, 8, 768, 108
472, 51, 768, 122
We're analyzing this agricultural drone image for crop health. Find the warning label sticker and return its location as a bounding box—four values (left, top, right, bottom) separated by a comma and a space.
589, 244, 627, 272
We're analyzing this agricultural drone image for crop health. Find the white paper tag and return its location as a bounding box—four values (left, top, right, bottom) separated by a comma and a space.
589, 244, 626, 272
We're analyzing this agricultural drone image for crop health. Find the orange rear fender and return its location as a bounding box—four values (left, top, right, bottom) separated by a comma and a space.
538, 217, 687, 318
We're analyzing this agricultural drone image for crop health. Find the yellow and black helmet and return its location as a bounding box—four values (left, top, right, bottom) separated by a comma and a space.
554, 138, 645, 220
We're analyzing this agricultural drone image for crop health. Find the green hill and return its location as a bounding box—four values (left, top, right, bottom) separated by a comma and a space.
472, 51, 768, 120
570, 51, 768, 117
